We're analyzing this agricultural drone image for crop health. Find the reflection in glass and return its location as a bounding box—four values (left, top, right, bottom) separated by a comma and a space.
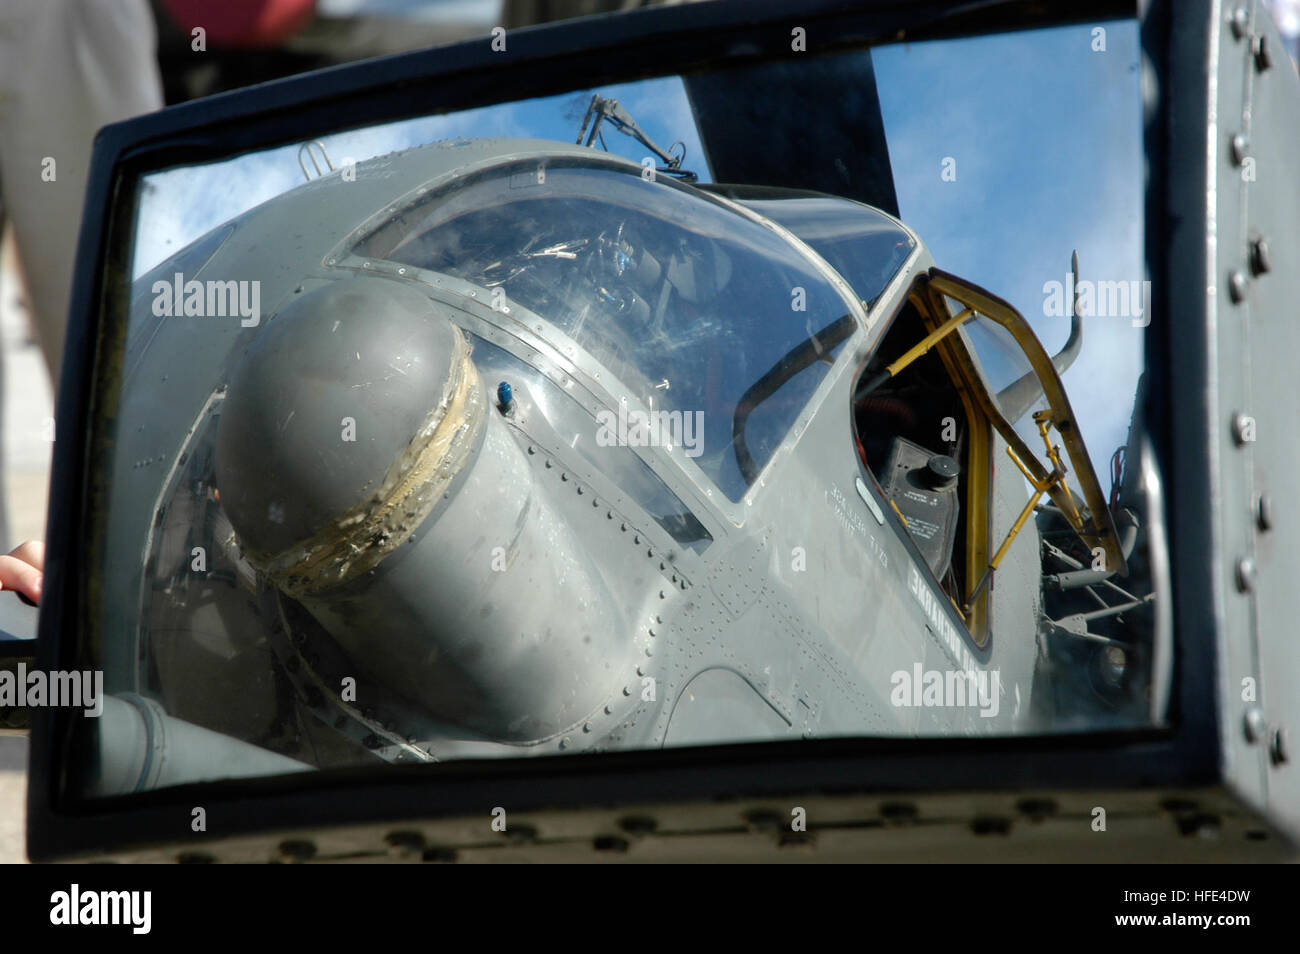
73, 19, 1162, 801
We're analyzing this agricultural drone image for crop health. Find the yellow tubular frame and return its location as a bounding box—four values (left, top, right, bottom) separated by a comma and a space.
879, 271, 1124, 647
905, 289, 993, 645
918, 272, 1127, 580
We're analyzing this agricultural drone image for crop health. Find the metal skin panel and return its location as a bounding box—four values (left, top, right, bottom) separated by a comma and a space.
1211, 1, 1300, 834
1198, 0, 1268, 823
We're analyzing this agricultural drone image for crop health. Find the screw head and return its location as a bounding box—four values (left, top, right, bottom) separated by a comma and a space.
1231, 411, 1253, 445
1244, 705, 1266, 743
1250, 236, 1272, 275
1228, 270, 1249, 303
1270, 726, 1289, 765
1231, 134, 1250, 166
1230, 5, 1250, 39
1256, 493, 1273, 531
1235, 557, 1256, 592
1253, 33, 1272, 71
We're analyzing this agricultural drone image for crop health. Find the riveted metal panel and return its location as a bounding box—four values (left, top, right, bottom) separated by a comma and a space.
1218, 0, 1300, 836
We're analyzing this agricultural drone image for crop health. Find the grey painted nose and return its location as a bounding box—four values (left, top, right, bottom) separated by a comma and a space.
214, 276, 629, 742
215, 276, 464, 565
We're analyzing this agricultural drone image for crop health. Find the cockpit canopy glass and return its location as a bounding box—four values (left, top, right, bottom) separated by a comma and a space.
353, 159, 912, 500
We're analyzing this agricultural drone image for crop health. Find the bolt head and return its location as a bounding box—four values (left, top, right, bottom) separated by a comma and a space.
1256, 493, 1274, 531
1271, 726, 1289, 765
1231, 411, 1253, 445
1235, 557, 1256, 592
1250, 237, 1272, 275
1231, 134, 1250, 166
1228, 270, 1249, 303
1230, 5, 1250, 39
1253, 33, 1272, 71
1244, 705, 1266, 743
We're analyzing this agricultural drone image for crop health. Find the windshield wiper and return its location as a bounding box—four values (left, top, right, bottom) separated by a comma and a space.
576, 94, 698, 182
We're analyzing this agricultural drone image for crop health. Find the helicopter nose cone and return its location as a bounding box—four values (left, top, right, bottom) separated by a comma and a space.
213, 276, 626, 742
215, 277, 471, 566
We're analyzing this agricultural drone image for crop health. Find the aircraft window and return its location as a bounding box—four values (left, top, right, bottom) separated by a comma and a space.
856, 275, 1130, 649
737, 197, 915, 309
919, 275, 1125, 574
354, 160, 863, 501
955, 307, 1031, 395
949, 299, 1052, 424
853, 297, 979, 622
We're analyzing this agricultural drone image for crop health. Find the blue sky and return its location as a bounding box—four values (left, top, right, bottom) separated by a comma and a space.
132, 75, 708, 277
873, 20, 1145, 486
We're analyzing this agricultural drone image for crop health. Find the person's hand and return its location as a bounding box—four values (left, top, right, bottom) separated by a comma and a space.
0, 541, 43, 606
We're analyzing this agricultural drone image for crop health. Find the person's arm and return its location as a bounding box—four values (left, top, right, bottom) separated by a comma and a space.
0, 540, 43, 606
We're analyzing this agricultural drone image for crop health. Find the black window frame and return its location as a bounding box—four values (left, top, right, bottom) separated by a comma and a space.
28, 0, 1225, 862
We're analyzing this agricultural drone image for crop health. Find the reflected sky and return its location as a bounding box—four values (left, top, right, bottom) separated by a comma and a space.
131, 75, 710, 279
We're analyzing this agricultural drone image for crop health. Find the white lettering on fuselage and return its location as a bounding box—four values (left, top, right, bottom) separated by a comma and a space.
907, 562, 983, 677
827, 485, 887, 568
